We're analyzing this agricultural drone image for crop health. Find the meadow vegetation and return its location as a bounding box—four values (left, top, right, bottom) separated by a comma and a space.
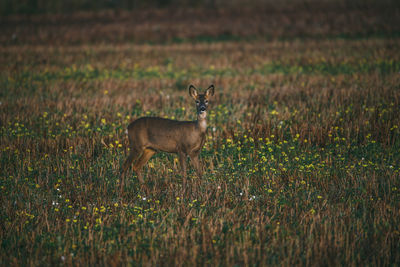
1, 1, 400, 265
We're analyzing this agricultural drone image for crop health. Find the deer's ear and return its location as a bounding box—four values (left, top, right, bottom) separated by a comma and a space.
205, 84, 214, 97
189, 85, 198, 99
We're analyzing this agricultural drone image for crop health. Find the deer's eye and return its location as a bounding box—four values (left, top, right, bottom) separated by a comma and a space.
204, 100, 208, 104
196, 100, 200, 104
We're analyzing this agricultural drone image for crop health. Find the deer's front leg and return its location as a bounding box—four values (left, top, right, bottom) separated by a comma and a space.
190, 152, 203, 178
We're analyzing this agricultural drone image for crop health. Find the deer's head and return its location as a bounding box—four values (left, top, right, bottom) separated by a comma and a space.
189, 84, 214, 120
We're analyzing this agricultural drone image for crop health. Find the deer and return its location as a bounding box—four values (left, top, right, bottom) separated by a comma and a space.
120, 84, 215, 188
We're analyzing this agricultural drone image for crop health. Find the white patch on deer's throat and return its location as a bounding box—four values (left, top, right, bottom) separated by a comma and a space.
199, 111, 207, 119
199, 118, 207, 132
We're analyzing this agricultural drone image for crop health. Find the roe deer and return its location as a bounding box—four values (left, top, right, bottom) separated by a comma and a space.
120, 84, 215, 187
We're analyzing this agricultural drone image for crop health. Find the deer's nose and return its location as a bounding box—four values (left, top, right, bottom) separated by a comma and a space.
199, 106, 206, 112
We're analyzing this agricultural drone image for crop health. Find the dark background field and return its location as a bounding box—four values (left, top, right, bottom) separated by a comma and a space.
2, 0, 400, 45
1, 0, 400, 266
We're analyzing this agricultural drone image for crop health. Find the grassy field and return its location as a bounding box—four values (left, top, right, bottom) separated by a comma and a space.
1, 1, 400, 266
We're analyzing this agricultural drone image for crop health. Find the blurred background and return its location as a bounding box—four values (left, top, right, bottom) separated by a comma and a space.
1, 0, 399, 45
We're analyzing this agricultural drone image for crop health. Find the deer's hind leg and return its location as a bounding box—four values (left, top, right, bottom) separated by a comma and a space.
133, 148, 156, 183
121, 146, 142, 176
120, 145, 143, 190
178, 151, 188, 186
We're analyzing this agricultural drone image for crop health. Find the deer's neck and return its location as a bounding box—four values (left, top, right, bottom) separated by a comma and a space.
197, 116, 207, 133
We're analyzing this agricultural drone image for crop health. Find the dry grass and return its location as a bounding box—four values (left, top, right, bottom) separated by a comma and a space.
1, 2, 400, 266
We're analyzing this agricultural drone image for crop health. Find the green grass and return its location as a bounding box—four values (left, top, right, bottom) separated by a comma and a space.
4, 58, 399, 87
